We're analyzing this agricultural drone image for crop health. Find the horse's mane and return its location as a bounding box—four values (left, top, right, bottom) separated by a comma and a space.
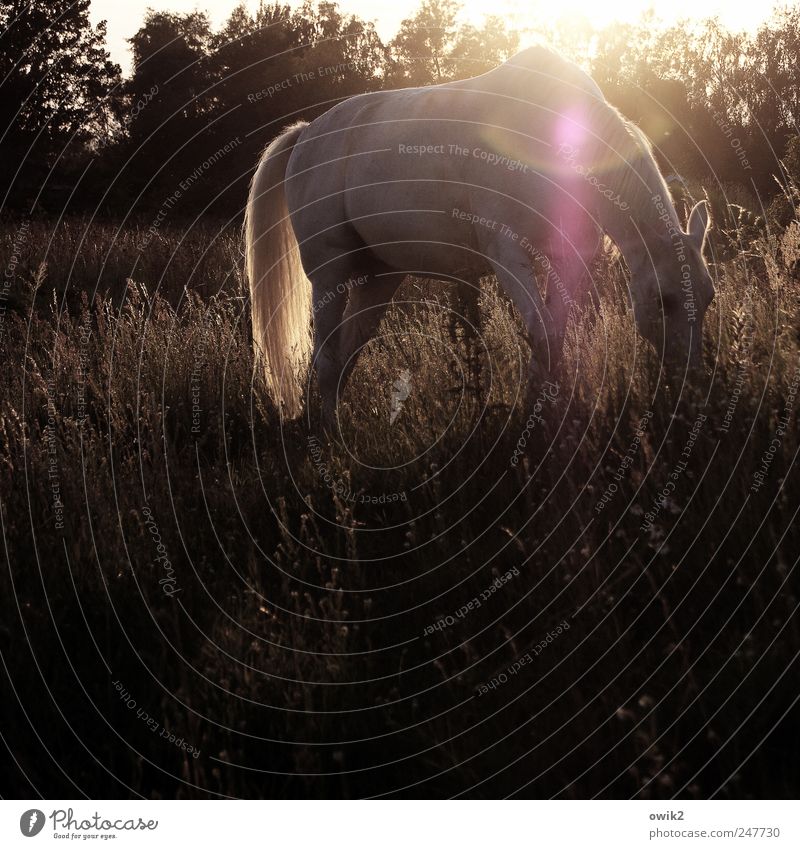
620, 119, 675, 212
582, 96, 682, 235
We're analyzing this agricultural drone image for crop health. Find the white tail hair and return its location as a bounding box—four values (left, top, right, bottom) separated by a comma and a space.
245, 121, 311, 418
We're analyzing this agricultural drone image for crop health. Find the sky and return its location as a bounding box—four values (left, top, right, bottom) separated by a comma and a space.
89, 0, 785, 74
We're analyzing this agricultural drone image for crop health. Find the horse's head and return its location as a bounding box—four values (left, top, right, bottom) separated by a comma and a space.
630, 201, 714, 372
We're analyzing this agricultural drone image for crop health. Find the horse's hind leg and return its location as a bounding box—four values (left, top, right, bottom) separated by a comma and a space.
310, 274, 348, 425
337, 269, 404, 392
310, 265, 403, 423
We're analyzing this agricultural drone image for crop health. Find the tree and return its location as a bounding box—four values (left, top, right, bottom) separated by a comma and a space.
122, 11, 217, 212
0, 0, 120, 210
390, 0, 459, 86
290, 1, 387, 101
447, 16, 519, 79
126, 11, 215, 145
389, 0, 517, 87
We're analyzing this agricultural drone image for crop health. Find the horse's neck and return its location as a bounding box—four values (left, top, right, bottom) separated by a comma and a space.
595, 152, 682, 274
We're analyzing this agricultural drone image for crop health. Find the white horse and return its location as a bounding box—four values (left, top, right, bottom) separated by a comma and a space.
245, 46, 714, 419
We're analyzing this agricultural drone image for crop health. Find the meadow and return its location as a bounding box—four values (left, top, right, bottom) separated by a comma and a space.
1, 205, 799, 798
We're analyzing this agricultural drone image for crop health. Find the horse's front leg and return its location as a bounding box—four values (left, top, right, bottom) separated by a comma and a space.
543, 224, 603, 349
485, 249, 562, 390
541, 258, 577, 372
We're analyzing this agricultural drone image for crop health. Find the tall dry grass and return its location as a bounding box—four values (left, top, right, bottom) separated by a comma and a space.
1, 214, 799, 798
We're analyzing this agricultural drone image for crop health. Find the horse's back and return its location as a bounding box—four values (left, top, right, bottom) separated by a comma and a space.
494, 45, 605, 102
288, 44, 604, 180
285, 48, 607, 277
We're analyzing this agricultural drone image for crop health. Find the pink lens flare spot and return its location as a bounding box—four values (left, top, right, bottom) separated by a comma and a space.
555, 108, 589, 152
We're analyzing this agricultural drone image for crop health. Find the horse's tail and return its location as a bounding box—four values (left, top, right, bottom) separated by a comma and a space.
245, 121, 310, 418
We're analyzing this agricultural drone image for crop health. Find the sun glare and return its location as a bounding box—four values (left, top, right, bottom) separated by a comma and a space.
499, 0, 657, 32
459, 0, 773, 39
90, 0, 779, 73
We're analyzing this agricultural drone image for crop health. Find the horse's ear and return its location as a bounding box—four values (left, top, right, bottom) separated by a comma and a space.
687, 201, 710, 248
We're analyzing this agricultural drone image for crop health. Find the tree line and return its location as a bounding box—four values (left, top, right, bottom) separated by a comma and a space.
1, 0, 799, 220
